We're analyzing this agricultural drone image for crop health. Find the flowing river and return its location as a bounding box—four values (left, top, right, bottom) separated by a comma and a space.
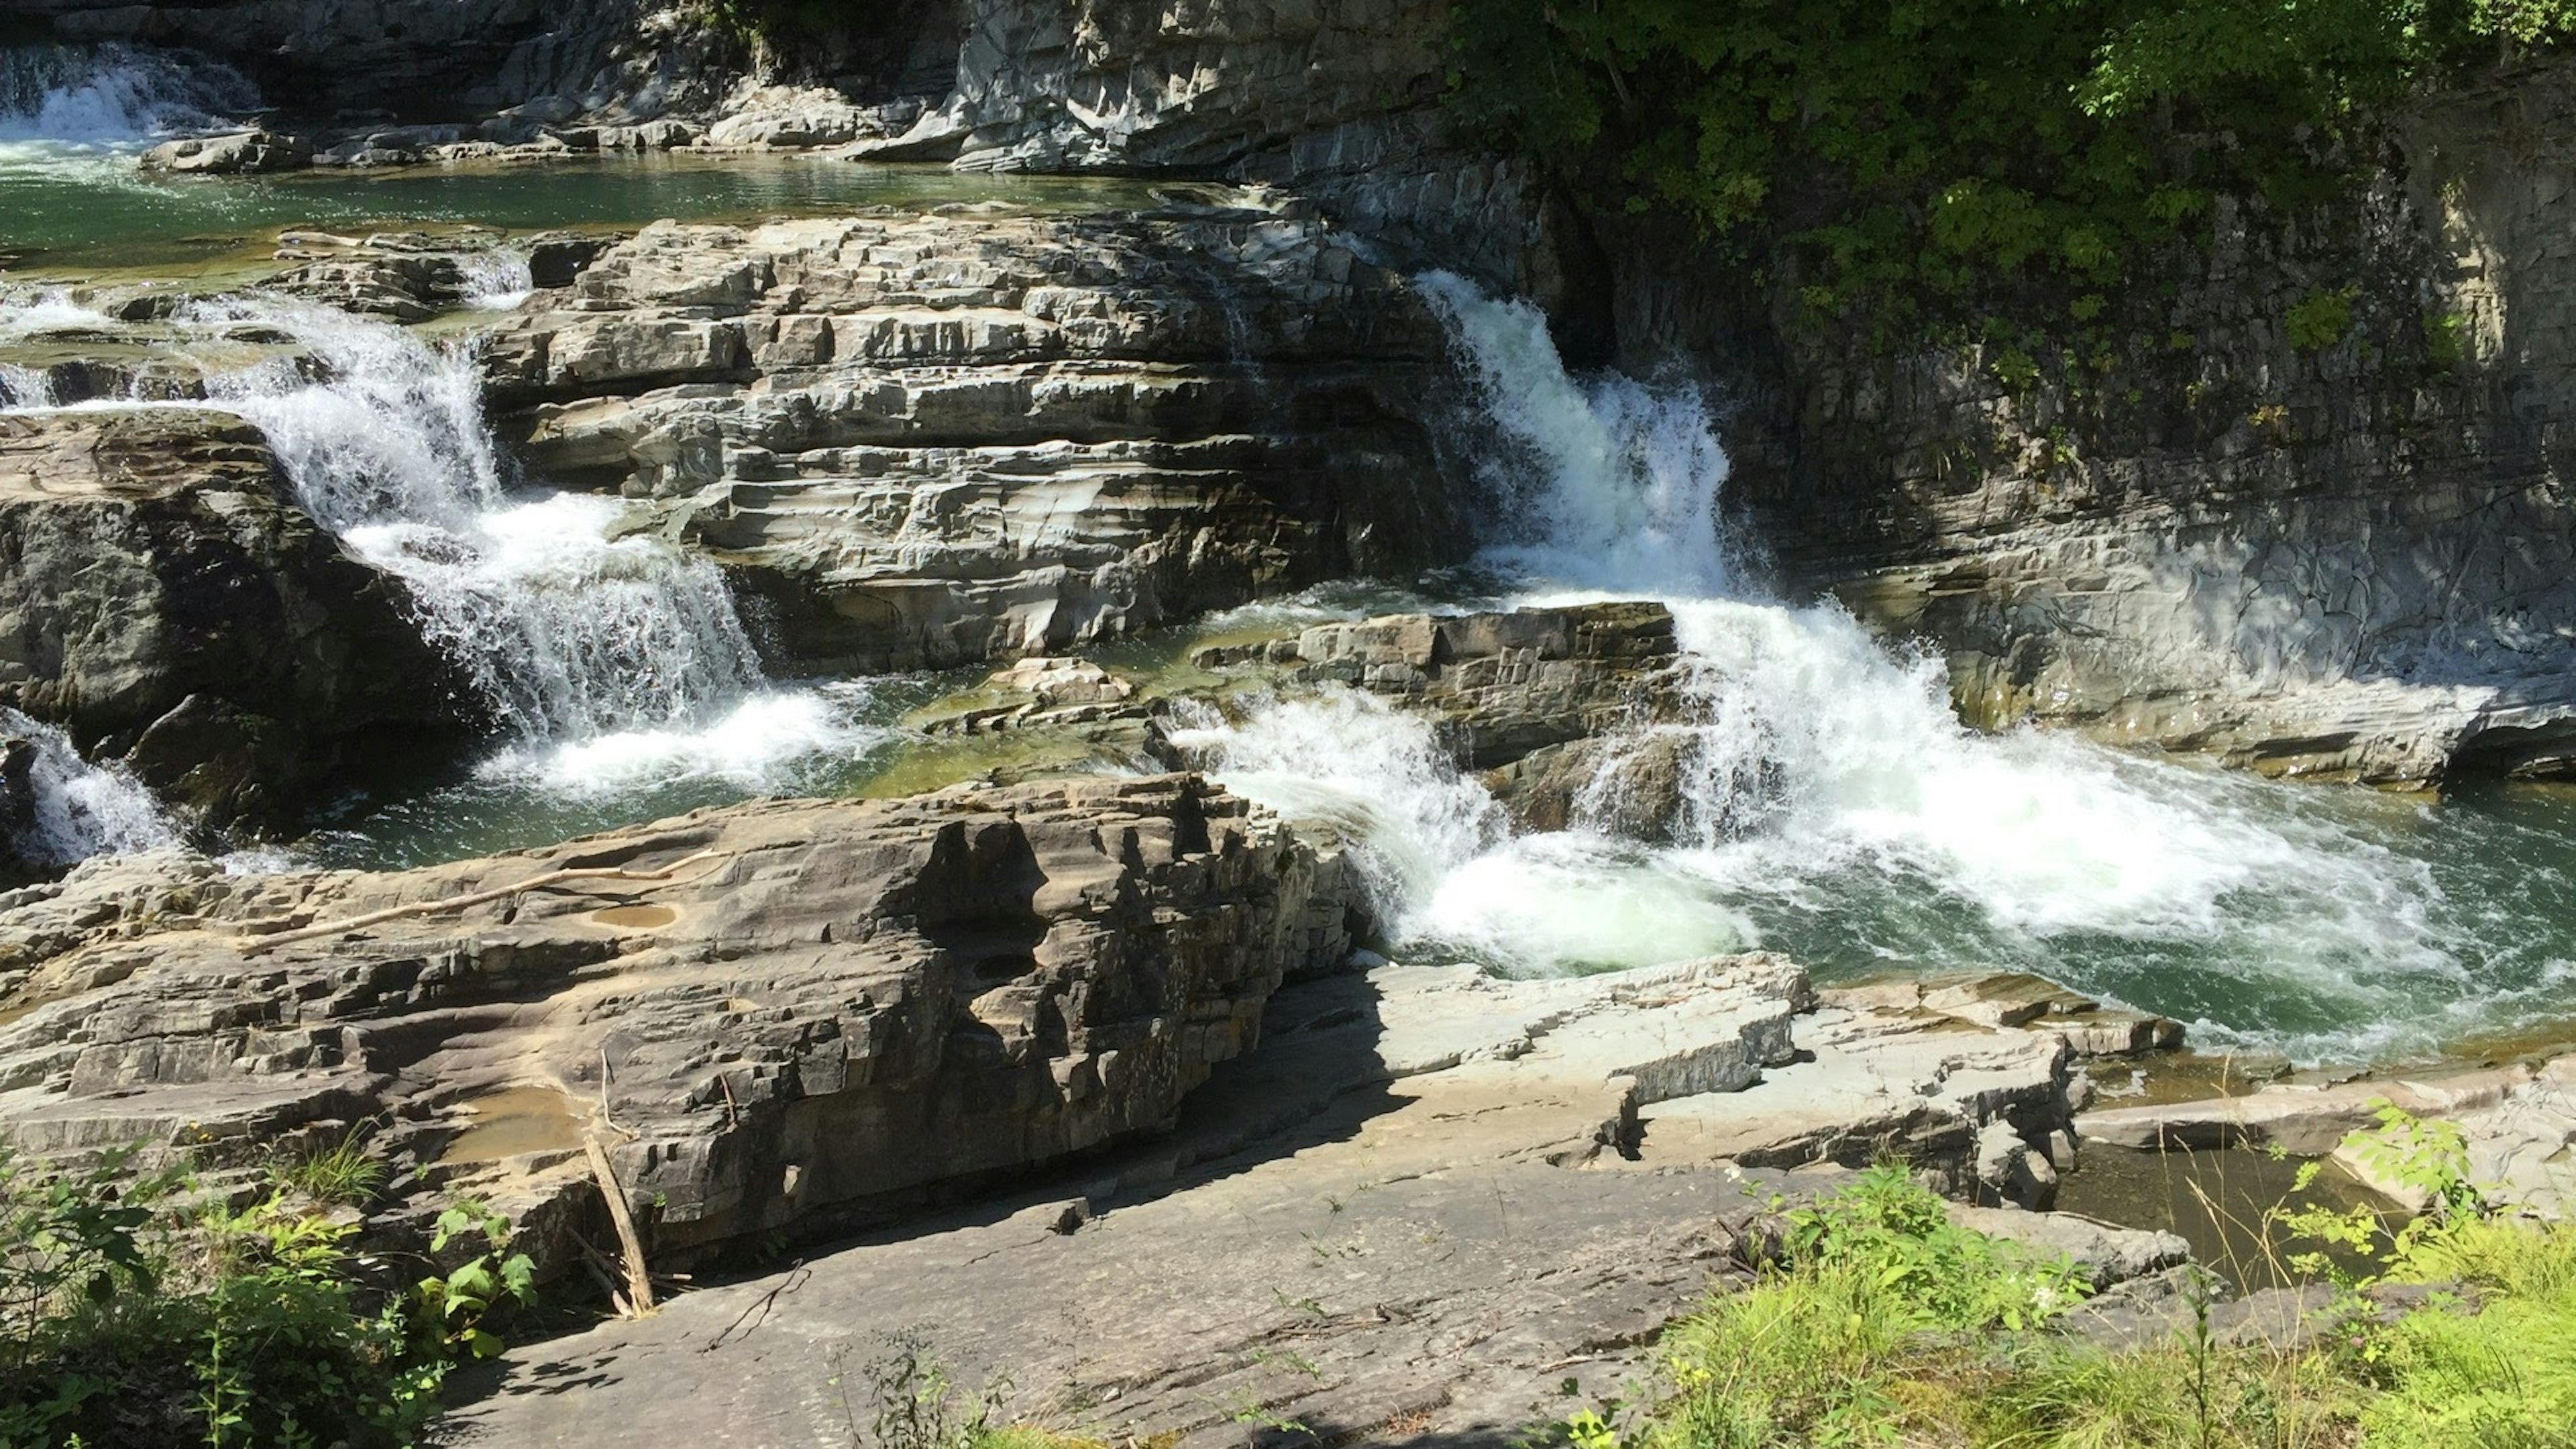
7, 41, 2576, 1069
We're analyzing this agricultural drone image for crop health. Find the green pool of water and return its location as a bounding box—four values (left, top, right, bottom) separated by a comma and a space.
0, 150, 1188, 280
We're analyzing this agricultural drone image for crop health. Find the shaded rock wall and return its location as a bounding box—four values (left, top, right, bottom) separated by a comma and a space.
1605, 62, 2576, 786
18, 0, 956, 125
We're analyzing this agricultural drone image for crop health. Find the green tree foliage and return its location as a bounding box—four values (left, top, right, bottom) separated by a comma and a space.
1448, 1, 2575, 331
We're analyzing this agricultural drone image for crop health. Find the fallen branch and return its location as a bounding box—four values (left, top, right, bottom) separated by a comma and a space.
231, 849, 724, 955
585, 1133, 657, 1316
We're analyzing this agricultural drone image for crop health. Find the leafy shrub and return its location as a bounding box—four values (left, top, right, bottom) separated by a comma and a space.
2285, 290, 2357, 352
0, 1142, 533, 1448
1580, 1114, 2576, 1449
1632, 1165, 2086, 1447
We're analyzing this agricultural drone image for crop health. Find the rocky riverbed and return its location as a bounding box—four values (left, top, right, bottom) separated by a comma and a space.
8, 5, 2576, 1445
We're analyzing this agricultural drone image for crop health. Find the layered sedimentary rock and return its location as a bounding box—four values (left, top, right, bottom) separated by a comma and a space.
1192, 601, 1681, 769
0, 775, 1364, 1256
0, 409, 454, 827
480, 207, 1468, 672
862, 0, 1572, 309
447, 956, 2180, 1446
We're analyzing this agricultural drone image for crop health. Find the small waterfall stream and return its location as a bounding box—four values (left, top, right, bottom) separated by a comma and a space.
176, 301, 881, 797
1, 708, 178, 872
0, 43, 251, 172
1179, 275, 2575, 1064
193, 299, 771, 744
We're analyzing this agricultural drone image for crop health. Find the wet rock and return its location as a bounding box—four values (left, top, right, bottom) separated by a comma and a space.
0, 775, 1364, 1262
1195, 602, 1682, 771
482, 210, 1467, 672
139, 129, 311, 174
0, 409, 459, 828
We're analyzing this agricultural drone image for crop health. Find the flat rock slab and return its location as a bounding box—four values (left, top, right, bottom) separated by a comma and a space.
446, 958, 2146, 1445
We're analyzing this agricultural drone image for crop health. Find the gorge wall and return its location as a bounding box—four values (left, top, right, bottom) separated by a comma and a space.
1619, 62, 2576, 787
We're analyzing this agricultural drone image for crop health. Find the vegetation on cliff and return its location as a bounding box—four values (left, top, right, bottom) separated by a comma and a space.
1449, 1, 2576, 334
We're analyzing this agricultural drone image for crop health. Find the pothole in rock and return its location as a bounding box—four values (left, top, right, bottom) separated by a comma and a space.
591, 903, 679, 930
437, 1085, 586, 1166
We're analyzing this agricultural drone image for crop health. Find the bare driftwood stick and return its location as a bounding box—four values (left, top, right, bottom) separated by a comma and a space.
585, 1133, 658, 1316
232, 849, 724, 955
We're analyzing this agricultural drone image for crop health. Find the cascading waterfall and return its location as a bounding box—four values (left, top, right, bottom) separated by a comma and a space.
0, 43, 252, 158
172, 298, 874, 794
1, 708, 178, 871
191, 298, 766, 741
1185, 273, 2553, 1063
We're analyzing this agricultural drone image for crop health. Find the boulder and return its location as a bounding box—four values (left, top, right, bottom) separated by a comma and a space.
480, 209, 1468, 672
139, 130, 311, 174
0, 409, 459, 828
0, 775, 1365, 1261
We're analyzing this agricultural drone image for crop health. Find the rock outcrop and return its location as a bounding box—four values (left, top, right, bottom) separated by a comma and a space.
0, 775, 1366, 1259
861, 0, 1572, 309
2083, 1052, 2576, 1218
443, 955, 2178, 1447
0, 409, 456, 828
480, 207, 1468, 673
137, 129, 311, 174
1193, 602, 1681, 771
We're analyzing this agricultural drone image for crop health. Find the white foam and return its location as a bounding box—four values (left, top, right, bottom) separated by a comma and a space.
478, 686, 888, 796
458, 250, 535, 312
184, 299, 769, 743
2, 708, 180, 869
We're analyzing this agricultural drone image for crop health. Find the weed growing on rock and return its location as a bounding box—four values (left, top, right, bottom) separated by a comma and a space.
0, 1142, 533, 1448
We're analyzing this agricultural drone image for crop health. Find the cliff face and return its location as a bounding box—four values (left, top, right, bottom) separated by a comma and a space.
843, 5, 2576, 785
15, 0, 953, 123
1608, 62, 2576, 786
30, 1, 2576, 787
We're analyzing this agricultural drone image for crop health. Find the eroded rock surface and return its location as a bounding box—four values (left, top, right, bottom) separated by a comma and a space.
443, 956, 2171, 1447
0, 775, 1366, 1260
1195, 602, 1680, 771
2084, 1053, 2576, 1218
0, 409, 456, 827
479, 209, 1467, 673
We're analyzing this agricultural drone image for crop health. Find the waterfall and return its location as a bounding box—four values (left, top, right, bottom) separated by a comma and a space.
1, 708, 179, 872
0, 43, 252, 153
1187, 273, 2493, 1061
188, 297, 775, 754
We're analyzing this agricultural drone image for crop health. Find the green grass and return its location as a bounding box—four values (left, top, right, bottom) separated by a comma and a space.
1582, 1110, 2576, 1449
